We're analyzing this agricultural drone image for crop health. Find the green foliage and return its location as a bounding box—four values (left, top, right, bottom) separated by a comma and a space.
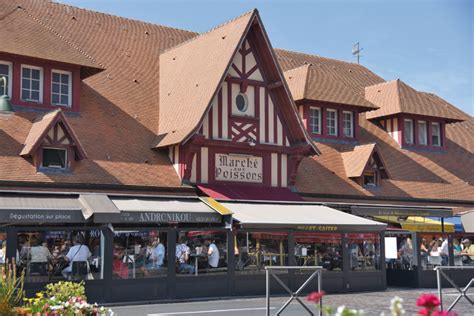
44, 281, 86, 302
0, 259, 25, 316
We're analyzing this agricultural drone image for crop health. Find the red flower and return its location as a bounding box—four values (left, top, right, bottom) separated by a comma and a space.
416, 294, 440, 308
418, 309, 430, 316
307, 291, 326, 303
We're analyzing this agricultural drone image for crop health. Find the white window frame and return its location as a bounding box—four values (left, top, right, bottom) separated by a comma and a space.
327, 109, 338, 136
404, 119, 414, 144
418, 120, 427, 145
343, 111, 354, 138
51, 69, 73, 107
41, 147, 67, 169
0, 61, 12, 97
21, 64, 43, 103
309, 106, 321, 134
432, 122, 441, 147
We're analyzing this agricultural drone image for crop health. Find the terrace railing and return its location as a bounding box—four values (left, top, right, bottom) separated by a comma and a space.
435, 266, 474, 311
265, 266, 323, 316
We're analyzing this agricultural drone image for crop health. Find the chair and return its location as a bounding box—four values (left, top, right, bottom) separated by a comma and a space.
28, 262, 49, 282
454, 256, 463, 266
428, 256, 442, 267
71, 261, 88, 280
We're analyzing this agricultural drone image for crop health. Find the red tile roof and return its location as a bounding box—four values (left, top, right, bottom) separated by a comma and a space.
365, 79, 464, 122
341, 143, 377, 178
284, 63, 377, 111
0, 0, 471, 208
0, 4, 102, 77
155, 10, 255, 148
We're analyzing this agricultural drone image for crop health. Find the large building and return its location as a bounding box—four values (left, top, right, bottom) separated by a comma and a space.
0, 0, 472, 302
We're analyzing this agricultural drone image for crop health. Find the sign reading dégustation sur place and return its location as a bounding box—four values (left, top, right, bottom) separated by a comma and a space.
215, 153, 263, 183
0, 209, 85, 223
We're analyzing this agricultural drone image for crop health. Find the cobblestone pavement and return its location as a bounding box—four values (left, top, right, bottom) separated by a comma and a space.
113, 288, 473, 316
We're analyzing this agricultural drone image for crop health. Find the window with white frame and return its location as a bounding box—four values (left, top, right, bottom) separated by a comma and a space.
343, 111, 354, 138
0, 61, 12, 97
21, 65, 43, 103
51, 70, 72, 107
418, 121, 427, 145
326, 109, 337, 136
404, 119, 414, 144
309, 107, 321, 134
432, 122, 441, 146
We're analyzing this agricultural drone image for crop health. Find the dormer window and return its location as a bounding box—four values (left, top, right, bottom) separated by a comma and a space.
343, 111, 354, 138
42, 148, 67, 169
418, 121, 427, 145
51, 70, 72, 107
327, 109, 337, 136
21, 65, 43, 103
0, 61, 12, 96
404, 119, 413, 144
432, 122, 441, 146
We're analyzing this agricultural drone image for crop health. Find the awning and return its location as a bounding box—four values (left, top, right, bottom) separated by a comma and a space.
79, 193, 121, 223
375, 216, 455, 233
111, 197, 222, 224
0, 194, 85, 223
220, 201, 386, 232
428, 216, 463, 233
351, 204, 452, 217
197, 183, 304, 201
461, 211, 474, 233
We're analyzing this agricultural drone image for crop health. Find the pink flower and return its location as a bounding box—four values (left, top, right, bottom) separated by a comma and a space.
417, 294, 441, 308
307, 291, 326, 303
418, 309, 430, 316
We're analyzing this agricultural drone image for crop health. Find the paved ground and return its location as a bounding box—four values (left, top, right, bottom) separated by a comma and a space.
112, 288, 473, 316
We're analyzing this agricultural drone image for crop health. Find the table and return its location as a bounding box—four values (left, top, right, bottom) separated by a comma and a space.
189, 253, 207, 276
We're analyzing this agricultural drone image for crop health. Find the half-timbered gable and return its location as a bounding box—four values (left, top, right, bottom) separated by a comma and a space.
158, 10, 317, 188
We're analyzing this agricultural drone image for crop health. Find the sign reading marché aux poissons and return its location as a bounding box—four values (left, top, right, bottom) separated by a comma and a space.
215, 154, 263, 183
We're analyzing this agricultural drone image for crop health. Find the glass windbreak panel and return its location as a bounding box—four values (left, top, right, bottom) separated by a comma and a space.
235, 232, 288, 274
17, 230, 103, 283
294, 233, 342, 272
453, 234, 474, 266
113, 230, 167, 279
0, 231, 6, 264
176, 231, 227, 276
347, 233, 381, 271
385, 233, 414, 270
420, 234, 450, 269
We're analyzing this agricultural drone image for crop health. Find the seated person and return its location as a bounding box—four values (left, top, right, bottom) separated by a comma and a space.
176, 237, 194, 274
146, 238, 165, 269
62, 237, 92, 280
461, 239, 474, 264
29, 237, 51, 276
112, 244, 128, 279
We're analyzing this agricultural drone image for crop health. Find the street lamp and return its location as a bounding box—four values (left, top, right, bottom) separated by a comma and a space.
0, 76, 14, 112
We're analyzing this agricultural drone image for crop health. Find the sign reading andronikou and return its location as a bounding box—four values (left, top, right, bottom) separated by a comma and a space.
0, 209, 85, 223
215, 153, 263, 183
120, 211, 221, 223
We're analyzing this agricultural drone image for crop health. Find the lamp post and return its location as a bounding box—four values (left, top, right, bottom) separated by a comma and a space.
0, 76, 14, 112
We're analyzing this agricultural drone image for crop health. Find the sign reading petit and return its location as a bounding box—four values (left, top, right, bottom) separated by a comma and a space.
215, 154, 263, 183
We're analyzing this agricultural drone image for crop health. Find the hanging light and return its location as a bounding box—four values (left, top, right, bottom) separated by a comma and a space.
0, 76, 14, 112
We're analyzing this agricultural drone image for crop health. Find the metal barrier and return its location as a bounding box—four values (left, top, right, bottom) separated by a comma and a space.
435, 266, 474, 311
265, 266, 323, 316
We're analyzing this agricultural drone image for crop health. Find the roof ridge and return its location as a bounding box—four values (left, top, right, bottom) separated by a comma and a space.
19, 6, 103, 69
160, 9, 256, 55
276, 47, 362, 67
49, 0, 198, 37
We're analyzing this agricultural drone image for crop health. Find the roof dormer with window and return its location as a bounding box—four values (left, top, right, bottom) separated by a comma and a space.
20, 109, 87, 173
365, 80, 464, 150
284, 64, 379, 143
0, 6, 103, 112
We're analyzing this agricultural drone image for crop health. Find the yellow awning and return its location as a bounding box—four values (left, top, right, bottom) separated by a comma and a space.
199, 197, 233, 216
375, 216, 455, 233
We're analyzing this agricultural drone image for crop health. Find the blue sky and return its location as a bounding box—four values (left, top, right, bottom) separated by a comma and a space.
59, 0, 473, 115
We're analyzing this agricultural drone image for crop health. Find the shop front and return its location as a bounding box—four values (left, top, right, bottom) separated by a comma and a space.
1, 191, 388, 303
